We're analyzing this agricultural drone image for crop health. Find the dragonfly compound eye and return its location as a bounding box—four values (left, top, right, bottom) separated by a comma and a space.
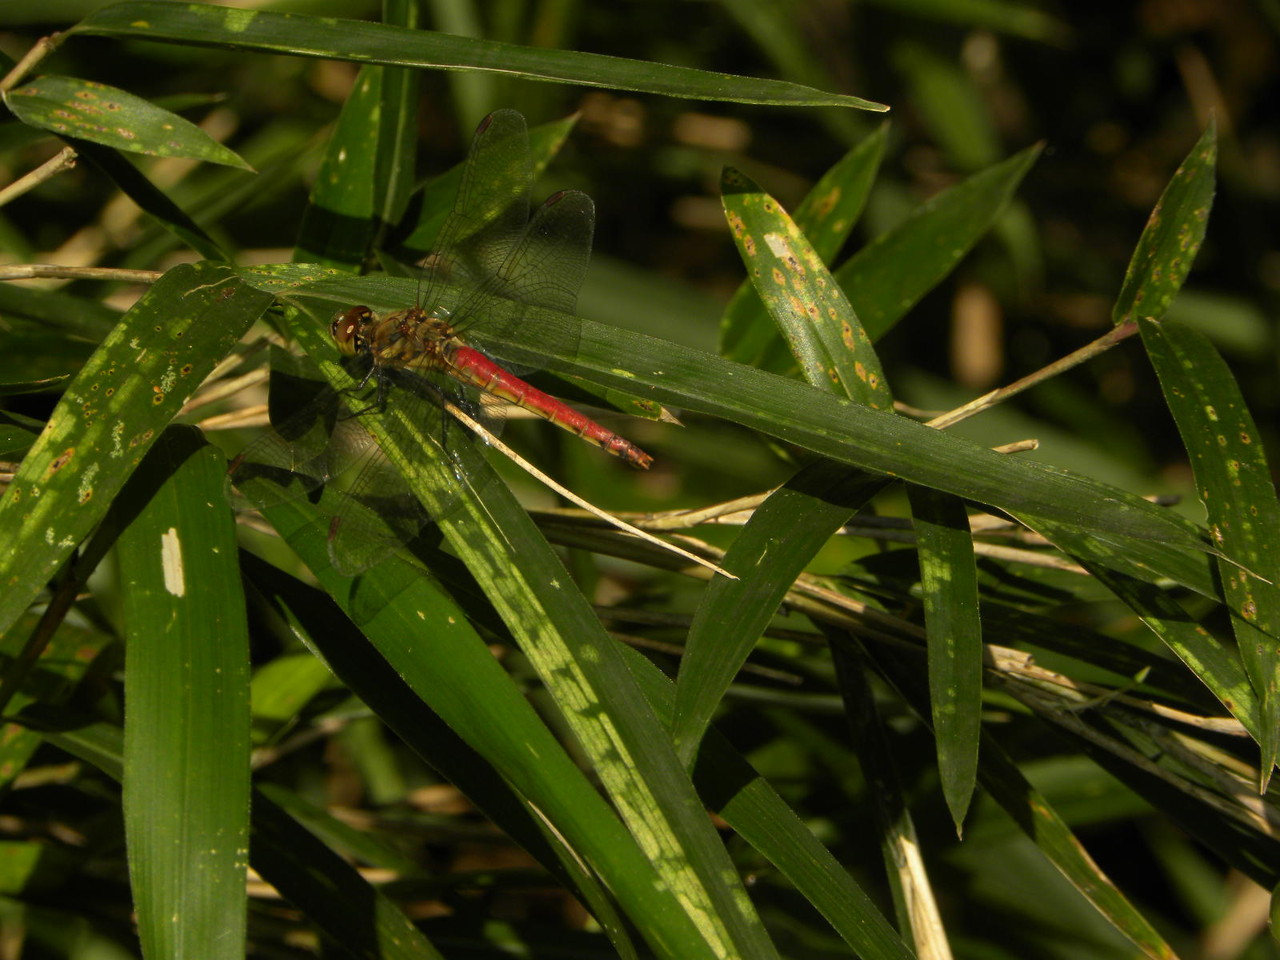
331, 306, 371, 355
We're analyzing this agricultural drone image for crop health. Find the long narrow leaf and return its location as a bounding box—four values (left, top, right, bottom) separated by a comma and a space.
720, 124, 887, 368
1116, 123, 1280, 785
273, 300, 782, 959
117, 428, 250, 960
4, 74, 250, 169
275, 271, 1220, 599
838, 144, 1042, 340
720, 166, 888, 403
624, 644, 915, 960
0, 263, 274, 638
1114, 124, 1216, 326
295, 47, 419, 268
672, 464, 886, 766
1140, 319, 1280, 779
908, 484, 982, 832
239, 514, 655, 958
72, 2, 887, 111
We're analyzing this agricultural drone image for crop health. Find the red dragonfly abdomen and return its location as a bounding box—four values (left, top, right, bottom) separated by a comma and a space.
446, 344, 653, 469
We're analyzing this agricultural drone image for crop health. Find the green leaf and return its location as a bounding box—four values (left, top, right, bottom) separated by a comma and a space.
4, 75, 251, 170
672, 464, 886, 766
1075, 562, 1259, 742
117, 428, 251, 960
45, 722, 447, 960
238, 545, 646, 957
720, 123, 887, 369
397, 114, 581, 258
1113, 124, 1216, 325
838, 143, 1042, 340
296, 63, 418, 268
720, 166, 888, 405
908, 484, 982, 832
72, 138, 227, 260
71, 2, 887, 111
627, 645, 915, 960
1140, 317, 1280, 784
270, 299, 781, 959
0, 263, 274, 639
252, 269, 1220, 599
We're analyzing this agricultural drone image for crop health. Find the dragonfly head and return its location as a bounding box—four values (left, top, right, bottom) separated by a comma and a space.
331, 306, 372, 356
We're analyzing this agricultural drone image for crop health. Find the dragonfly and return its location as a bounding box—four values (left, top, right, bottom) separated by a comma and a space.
334, 108, 651, 469
231, 109, 653, 574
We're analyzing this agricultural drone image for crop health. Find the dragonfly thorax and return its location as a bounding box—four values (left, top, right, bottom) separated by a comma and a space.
330, 304, 458, 373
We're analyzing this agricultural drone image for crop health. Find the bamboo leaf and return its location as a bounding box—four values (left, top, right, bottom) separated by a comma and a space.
4, 74, 251, 169
1114, 124, 1216, 325
253, 269, 1221, 599
1140, 317, 1280, 785
295, 63, 418, 268
0, 263, 273, 638
672, 464, 885, 766
720, 123, 887, 369
908, 485, 982, 832
720, 165, 888, 405
838, 143, 1042, 340
72, 2, 887, 111
117, 428, 250, 960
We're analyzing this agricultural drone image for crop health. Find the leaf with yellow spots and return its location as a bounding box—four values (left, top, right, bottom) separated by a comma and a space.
1113, 123, 1215, 325
4, 74, 252, 170
720, 166, 890, 410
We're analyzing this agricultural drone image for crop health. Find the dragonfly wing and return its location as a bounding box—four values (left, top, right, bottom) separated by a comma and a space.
493, 189, 595, 316
421, 109, 532, 304
325, 434, 432, 577
457, 189, 595, 371
226, 364, 342, 512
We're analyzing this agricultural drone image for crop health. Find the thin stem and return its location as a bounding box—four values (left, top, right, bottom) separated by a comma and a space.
439, 396, 739, 580
928, 321, 1140, 430
0, 32, 63, 93
0, 264, 163, 284
0, 147, 78, 209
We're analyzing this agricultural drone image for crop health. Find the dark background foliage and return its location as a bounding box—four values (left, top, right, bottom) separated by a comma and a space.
1, 1, 1278, 958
